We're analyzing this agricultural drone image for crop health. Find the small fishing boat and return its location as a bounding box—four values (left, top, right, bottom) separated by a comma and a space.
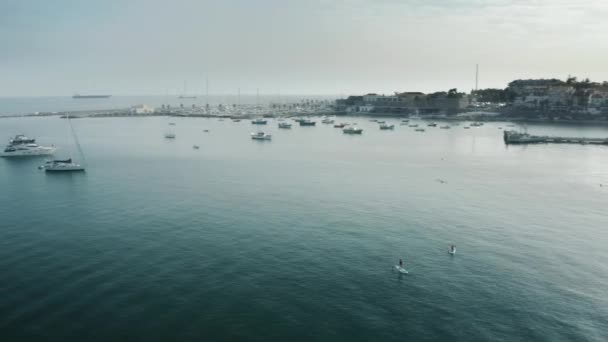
251, 118, 267, 125
251, 131, 272, 140
299, 119, 316, 126
343, 126, 363, 134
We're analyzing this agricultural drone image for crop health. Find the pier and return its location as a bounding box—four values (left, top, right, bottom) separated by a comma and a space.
503, 130, 608, 145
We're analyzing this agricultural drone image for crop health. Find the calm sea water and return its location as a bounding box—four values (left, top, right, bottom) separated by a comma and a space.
1, 116, 607, 341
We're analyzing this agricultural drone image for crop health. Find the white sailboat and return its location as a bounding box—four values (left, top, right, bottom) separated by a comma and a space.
41, 117, 85, 172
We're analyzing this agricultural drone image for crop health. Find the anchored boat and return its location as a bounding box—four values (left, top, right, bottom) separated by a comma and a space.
1, 135, 55, 157
251, 131, 272, 140
343, 126, 363, 134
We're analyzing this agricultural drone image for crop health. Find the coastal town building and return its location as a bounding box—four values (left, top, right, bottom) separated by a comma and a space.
130, 104, 155, 114
336, 91, 469, 115
336, 77, 608, 119
506, 78, 608, 116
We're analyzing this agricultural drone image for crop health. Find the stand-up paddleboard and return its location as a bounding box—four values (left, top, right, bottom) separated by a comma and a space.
395, 265, 408, 274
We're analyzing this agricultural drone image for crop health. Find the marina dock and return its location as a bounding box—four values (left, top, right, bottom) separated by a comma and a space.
504, 130, 608, 145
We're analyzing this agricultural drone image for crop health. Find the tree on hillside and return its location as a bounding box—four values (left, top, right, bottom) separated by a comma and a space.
472, 88, 508, 103
566, 76, 577, 84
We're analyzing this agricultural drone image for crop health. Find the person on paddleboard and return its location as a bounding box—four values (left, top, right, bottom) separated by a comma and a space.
399, 259, 403, 267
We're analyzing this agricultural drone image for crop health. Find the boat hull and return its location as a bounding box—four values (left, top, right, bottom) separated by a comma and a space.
0, 147, 56, 157
44, 164, 85, 172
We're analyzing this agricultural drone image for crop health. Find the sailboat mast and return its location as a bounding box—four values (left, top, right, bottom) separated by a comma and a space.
68, 116, 86, 166
206, 77, 209, 108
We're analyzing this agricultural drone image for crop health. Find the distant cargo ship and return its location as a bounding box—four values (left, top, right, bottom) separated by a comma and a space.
72, 94, 111, 99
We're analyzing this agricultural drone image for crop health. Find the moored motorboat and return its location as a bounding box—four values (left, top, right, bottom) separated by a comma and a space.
379, 123, 395, 130
334, 123, 347, 128
1, 135, 55, 157
299, 119, 316, 126
278, 122, 292, 129
1, 143, 55, 158
251, 131, 272, 140
343, 126, 363, 134
251, 118, 267, 125
164, 133, 176, 139
415, 128, 425, 132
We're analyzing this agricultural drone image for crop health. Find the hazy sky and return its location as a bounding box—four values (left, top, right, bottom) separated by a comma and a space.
1, 0, 607, 96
